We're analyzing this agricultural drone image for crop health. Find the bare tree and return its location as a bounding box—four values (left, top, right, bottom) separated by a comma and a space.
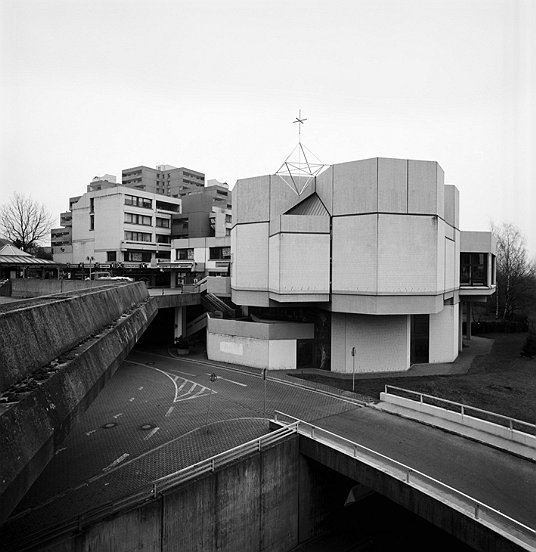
492, 222, 536, 320
0, 193, 54, 252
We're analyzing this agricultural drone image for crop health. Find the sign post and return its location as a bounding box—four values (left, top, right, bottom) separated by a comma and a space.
206, 373, 218, 433
262, 369, 267, 418
351, 346, 356, 392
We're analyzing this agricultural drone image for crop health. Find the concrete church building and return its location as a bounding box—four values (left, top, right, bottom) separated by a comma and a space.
207, 156, 496, 374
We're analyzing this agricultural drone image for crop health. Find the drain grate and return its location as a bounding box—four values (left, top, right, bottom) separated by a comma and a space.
101, 422, 117, 429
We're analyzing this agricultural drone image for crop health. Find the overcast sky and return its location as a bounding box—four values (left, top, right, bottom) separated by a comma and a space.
1, 0, 534, 255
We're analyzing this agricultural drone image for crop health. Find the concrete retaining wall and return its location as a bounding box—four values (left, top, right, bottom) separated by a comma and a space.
0, 287, 158, 523
26, 436, 353, 552
10, 279, 124, 298
380, 392, 536, 451
0, 282, 148, 392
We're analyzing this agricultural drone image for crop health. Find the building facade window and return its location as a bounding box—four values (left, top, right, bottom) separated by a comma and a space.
125, 212, 152, 226
209, 247, 231, 260
460, 253, 488, 286
89, 198, 95, 213
124, 231, 152, 242
177, 248, 194, 260
107, 251, 117, 262
124, 250, 151, 262
156, 217, 170, 228
156, 234, 171, 244
124, 195, 152, 209
89, 215, 94, 231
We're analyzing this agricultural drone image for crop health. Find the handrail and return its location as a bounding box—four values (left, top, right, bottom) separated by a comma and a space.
384, 385, 536, 436
273, 411, 536, 551
9, 424, 298, 551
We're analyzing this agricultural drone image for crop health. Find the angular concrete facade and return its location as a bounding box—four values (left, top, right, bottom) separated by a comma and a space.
211, 157, 495, 374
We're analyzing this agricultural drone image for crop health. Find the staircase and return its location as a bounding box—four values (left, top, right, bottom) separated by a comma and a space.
185, 312, 208, 337
201, 292, 237, 318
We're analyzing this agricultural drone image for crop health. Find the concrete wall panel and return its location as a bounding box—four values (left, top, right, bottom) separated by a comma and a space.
233, 223, 269, 291
377, 215, 438, 293
314, 166, 333, 214
332, 158, 377, 216
331, 293, 444, 315
378, 158, 407, 213
332, 215, 378, 294
429, 304, 458, 363
445, 238, 455, 291
268, 235, 280, 293
270, 175, 314, 219
330, 313, 409, 373
408, 160, 440, 215
268, 340, 296, 370
279, 233, 330, 293
235, 175, 270, 224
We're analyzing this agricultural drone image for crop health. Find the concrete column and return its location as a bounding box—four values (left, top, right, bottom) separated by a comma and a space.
170, 270, 176, 289
466, 301, 472, 341
458, 303, 463, 352
174, 306, 186, 340
487, 253, 492, 287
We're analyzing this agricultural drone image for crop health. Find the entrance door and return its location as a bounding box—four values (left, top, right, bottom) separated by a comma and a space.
410, 315, 429, 364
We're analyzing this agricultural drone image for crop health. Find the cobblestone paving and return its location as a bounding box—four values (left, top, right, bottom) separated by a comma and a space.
3, 346, 364, 541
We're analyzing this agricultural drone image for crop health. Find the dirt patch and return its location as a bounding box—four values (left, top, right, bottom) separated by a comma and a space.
293, 333, 536, 424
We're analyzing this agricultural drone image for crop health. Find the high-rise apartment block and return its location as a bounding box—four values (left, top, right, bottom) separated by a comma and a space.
121, 165, 205, 198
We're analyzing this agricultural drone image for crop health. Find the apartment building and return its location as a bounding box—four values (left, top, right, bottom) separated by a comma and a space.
121, 165, 205, 198
207, 157, 496, 373
52, 185, 181, 268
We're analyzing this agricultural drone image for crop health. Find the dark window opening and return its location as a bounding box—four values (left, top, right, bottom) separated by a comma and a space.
460, 253, 488, 286
410, 315, 429, 364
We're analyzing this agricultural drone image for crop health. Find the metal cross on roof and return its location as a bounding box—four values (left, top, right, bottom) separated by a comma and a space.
275, 110, 328, 196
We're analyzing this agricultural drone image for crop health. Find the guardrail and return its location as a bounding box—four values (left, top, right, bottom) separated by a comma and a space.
273, 411, 536, 552
384, 385, 536, 436
9, 424, 298, 552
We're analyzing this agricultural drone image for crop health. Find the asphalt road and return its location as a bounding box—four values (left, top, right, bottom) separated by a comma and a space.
3, 344, 535, 541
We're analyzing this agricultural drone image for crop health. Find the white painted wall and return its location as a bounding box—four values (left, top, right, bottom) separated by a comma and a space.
207, 332, 297, 370
429, 303, 459, 363
331, 313, 410, 373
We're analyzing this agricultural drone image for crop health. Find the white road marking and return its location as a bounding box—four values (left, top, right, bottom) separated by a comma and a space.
129, 361, 215, 403
144, 427, 160, 440
165, 406, 175, 417
205, 372, 247, 387
102, 453, 129, 472
85, 429, 97, 436
166, 367, 196, 377
138, 386, 144, 390
113, 413, 123, 419
129, 397, 135, 402
55, 447, 67, 455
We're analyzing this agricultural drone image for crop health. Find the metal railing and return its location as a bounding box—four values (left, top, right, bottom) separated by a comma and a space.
9, 423, 298, 551
273, 411, 536, 552
384, 385, 536, 436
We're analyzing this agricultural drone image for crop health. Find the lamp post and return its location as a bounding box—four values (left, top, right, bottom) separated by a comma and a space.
86, 256, 95, 280
351, 346, 356, 392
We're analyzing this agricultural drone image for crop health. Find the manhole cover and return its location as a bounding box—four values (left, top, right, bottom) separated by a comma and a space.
139, 423, 155, 431
101, 422, 117, 429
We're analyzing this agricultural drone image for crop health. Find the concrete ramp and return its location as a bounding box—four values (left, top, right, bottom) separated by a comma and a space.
0, 283, 158, 523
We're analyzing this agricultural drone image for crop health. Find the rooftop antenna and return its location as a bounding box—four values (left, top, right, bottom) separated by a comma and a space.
275, 110, 328, 195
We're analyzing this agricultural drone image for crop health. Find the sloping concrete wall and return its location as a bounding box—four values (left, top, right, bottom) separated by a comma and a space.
0, 284, 158, 523
0, 283, 148, 392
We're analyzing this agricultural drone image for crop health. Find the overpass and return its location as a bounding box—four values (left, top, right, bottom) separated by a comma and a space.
1, 279, 535, 551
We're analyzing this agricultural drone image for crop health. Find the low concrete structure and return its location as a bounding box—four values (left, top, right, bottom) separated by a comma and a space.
207, 317, 314, 370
